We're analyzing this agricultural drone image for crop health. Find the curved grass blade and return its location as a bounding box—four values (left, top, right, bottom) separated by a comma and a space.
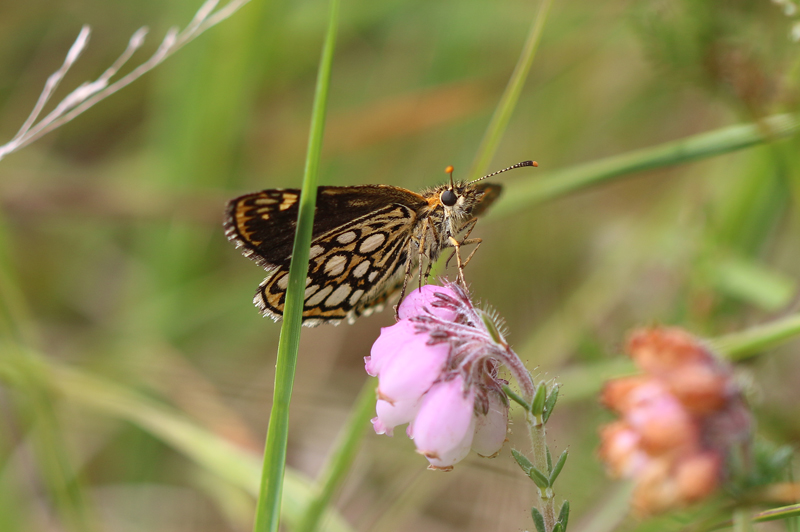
254, 1, 340, 531
296, 378, 376, 532
488, 113, 800, 219
467, 0, 554, 182
0, 349, 352, 532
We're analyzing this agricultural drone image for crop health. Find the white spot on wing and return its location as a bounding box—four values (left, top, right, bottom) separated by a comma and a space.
352, 260, 370, 278
336, 231, 357, 244
325, 284, 352, 307
324, 255, 348, 277
306, 285, 333, 306
309, 245, 325, 259
277, 275, 289, 289
349, 289, 364, 306
359, 233, 386, 253
305, 285, 319, 298
368, 271, 379, 282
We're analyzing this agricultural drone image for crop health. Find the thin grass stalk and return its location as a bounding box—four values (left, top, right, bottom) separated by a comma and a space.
252, 0, 340, 530
554, 311, 800, 406
296, 378, 376, 532
467, 0, 554, 182
488, 113, 800, 219
711, 312, 800, 361
0, 353, 354, 532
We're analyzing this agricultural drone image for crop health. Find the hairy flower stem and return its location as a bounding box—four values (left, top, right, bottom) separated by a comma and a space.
528, 411, 556, 531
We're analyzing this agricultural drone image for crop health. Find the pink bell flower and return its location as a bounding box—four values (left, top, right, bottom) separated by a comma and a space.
365, 282, 534, 470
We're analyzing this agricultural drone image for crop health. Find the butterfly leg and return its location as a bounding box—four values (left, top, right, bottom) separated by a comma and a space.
415, 218, 433, 290
445, 218, 478, 269
421, 222, 441, 284
447, 236, 469, 286
458, 237, 483, 270
394, 235, 419, 318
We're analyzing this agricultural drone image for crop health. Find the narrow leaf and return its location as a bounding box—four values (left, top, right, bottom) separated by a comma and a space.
543, 385, 559, 423
503, 384, 531, 411
558, 501, 570, 532
531, 383, 547, 416
528, 466, 551, 489
549, 449, 568, 485
512, 448, 534, 474
531, 507, 547, 532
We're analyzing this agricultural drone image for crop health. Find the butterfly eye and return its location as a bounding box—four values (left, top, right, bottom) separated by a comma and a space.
440, 189, 457, 207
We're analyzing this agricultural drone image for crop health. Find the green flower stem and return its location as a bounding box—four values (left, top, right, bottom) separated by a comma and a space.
467, 0, 554, 181
296, 378, 376, 532
711, 312, 800, 361
487, 113, 800, 219
253, 1, 339, 531
527, 410, 556, 531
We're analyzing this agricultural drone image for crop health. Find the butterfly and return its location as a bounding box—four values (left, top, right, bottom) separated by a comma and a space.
223, 161, 536, 326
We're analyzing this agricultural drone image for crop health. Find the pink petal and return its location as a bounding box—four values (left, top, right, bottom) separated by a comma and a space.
472, 392, 509, 457
372, 398, 420, 436
411, 376, 476, 468
398, 285, 460, 321
376, 333, 450, 404
365, 320, 418, 377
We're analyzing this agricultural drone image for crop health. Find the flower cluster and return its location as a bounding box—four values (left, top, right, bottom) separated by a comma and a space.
365, 283, 534, 470
598, 327, 752, 514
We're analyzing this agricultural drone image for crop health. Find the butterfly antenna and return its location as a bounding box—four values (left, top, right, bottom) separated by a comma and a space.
468, 160, 538, 184
445, 165, 455, 189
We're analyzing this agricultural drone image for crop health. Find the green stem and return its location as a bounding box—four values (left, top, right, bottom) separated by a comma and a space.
706, 503, 800, 532
253, 1, 339, 531
296, 378, 376, 532
712, 312, 800, 361
528, 411, 556, 531
467, 0, 554, 181
488, 113, 800, 219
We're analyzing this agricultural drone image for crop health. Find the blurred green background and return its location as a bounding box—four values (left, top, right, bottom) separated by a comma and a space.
1, 0, 800, 531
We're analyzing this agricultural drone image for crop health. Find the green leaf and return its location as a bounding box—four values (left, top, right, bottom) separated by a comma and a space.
503, 385, 531, 411
558, 501, 570, 532
546, 446, 553, 474
531, 507, 547, 532
531, 383, 547, 416
543, 385, 559, 423
710, 256, 796, 312
549, 450, 568, 485
512, 449, 534, 475
552, 523, 564, 532
528, 466, 551, 489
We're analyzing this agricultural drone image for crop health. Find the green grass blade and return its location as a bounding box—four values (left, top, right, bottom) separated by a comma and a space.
712, 312, 800, 361
705, 504, 800, 532
467, 0, 554, 181
296, 378, 376, 532
0, 349, 353, 532
488, 113, 800, 219
254, 1, 340, 531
